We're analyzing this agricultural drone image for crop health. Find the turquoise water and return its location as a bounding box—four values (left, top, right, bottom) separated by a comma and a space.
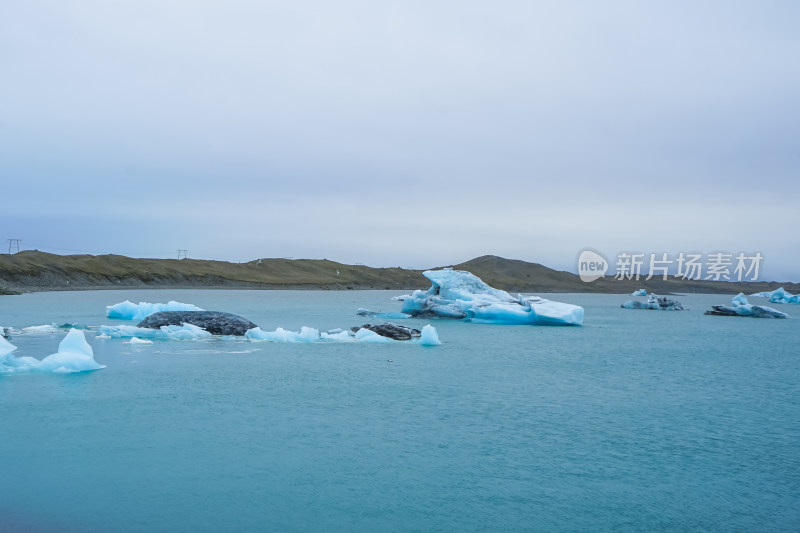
1, 290, 799, 532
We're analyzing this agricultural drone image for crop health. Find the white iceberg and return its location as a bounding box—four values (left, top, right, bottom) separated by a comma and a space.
706, 293, 789, 318
399, 269, 583, 326
0, 329, 105, 373
22, 324, 59, 334
245, 326, 322, 343
419, 324, 441, 346
128, 337, 153, 345
98, 323, 212, 340
243, 325, 441, 345
750, 287, 800, 305
631, 289, 647, 296
106, 300, 205, 321
621, 294, 684, 311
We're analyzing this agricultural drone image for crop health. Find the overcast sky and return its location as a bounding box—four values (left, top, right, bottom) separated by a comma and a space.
1, 1, 798, 280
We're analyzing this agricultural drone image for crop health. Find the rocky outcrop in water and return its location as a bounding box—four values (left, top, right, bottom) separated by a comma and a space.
137, 311, 258, 336
352, 323, 421, 341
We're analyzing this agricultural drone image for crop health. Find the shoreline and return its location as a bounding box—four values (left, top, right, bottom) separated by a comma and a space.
2, 251, 798, 297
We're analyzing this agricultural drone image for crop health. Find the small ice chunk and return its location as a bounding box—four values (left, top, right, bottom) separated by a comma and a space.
419, 325, 441, 346
129, 337, 153, 345
621, 294, 684, 311
631, 289, 647, 296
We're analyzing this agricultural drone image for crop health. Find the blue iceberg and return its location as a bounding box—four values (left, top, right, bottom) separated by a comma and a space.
398, 269, 583, 326
419, 324, 441, 346
1, 329, 105, 373
106, 300, 205, 321
98, 323, 213, 340
631, 289, 647, 296
750, 287, 800, 305
705, 293, 789, 318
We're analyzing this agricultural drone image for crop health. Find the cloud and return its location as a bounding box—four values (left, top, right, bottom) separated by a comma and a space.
1, 1, 798, 278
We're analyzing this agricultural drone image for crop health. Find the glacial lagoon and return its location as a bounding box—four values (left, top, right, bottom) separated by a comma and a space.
1, 289, 799, 531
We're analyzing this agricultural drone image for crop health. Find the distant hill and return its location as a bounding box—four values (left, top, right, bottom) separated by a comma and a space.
446, 255, 800, 295
0, 251, 797, 296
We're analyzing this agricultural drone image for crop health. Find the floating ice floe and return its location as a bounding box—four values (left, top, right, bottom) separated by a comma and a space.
356, 308, 412, 319
750, 287, 800, 305
128, 337, 153, 345
705, 293, 789, 318
98, 323, 213, 340
244, 323, 441, 345
621, 294, 685, 311
245, 326, 323, 343
106, 300, 205, 321
396, 269, 583, 326
631, 289, 647, 296
22, 324, 60, 334
0, 329, 105, 373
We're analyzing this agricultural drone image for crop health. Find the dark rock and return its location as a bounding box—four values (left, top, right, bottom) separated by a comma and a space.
137, 311, 258, 336
351, 323, 421, 341
704, 305, 739, 316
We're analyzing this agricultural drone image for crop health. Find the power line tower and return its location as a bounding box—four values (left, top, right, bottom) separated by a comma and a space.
177, 249, 188, 260
7, 239, 21, 254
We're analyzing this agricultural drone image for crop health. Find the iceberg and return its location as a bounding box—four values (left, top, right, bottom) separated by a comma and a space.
399, 269, 583, 326
354, 323, 420, 340
420, 324, 441, 346
705, 293, 789, 318
354, 328, 398, 343
128, 337, 153, 345
750, 287, 800, 305
244, 324, 441, 345
106, 300, 205, 321
0, 329, 105, 373
0, 335, 18, 356
98, 323, 213, 340
621, 294, 684, 311
631, 289, 647, 296
22, 324, 59, 334
245, 326, 322, 343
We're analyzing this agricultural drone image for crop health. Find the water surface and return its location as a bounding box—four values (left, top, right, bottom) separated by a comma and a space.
1, 290, 798, 531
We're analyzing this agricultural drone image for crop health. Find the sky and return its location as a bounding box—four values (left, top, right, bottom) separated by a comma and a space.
1, 1, 799, 280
